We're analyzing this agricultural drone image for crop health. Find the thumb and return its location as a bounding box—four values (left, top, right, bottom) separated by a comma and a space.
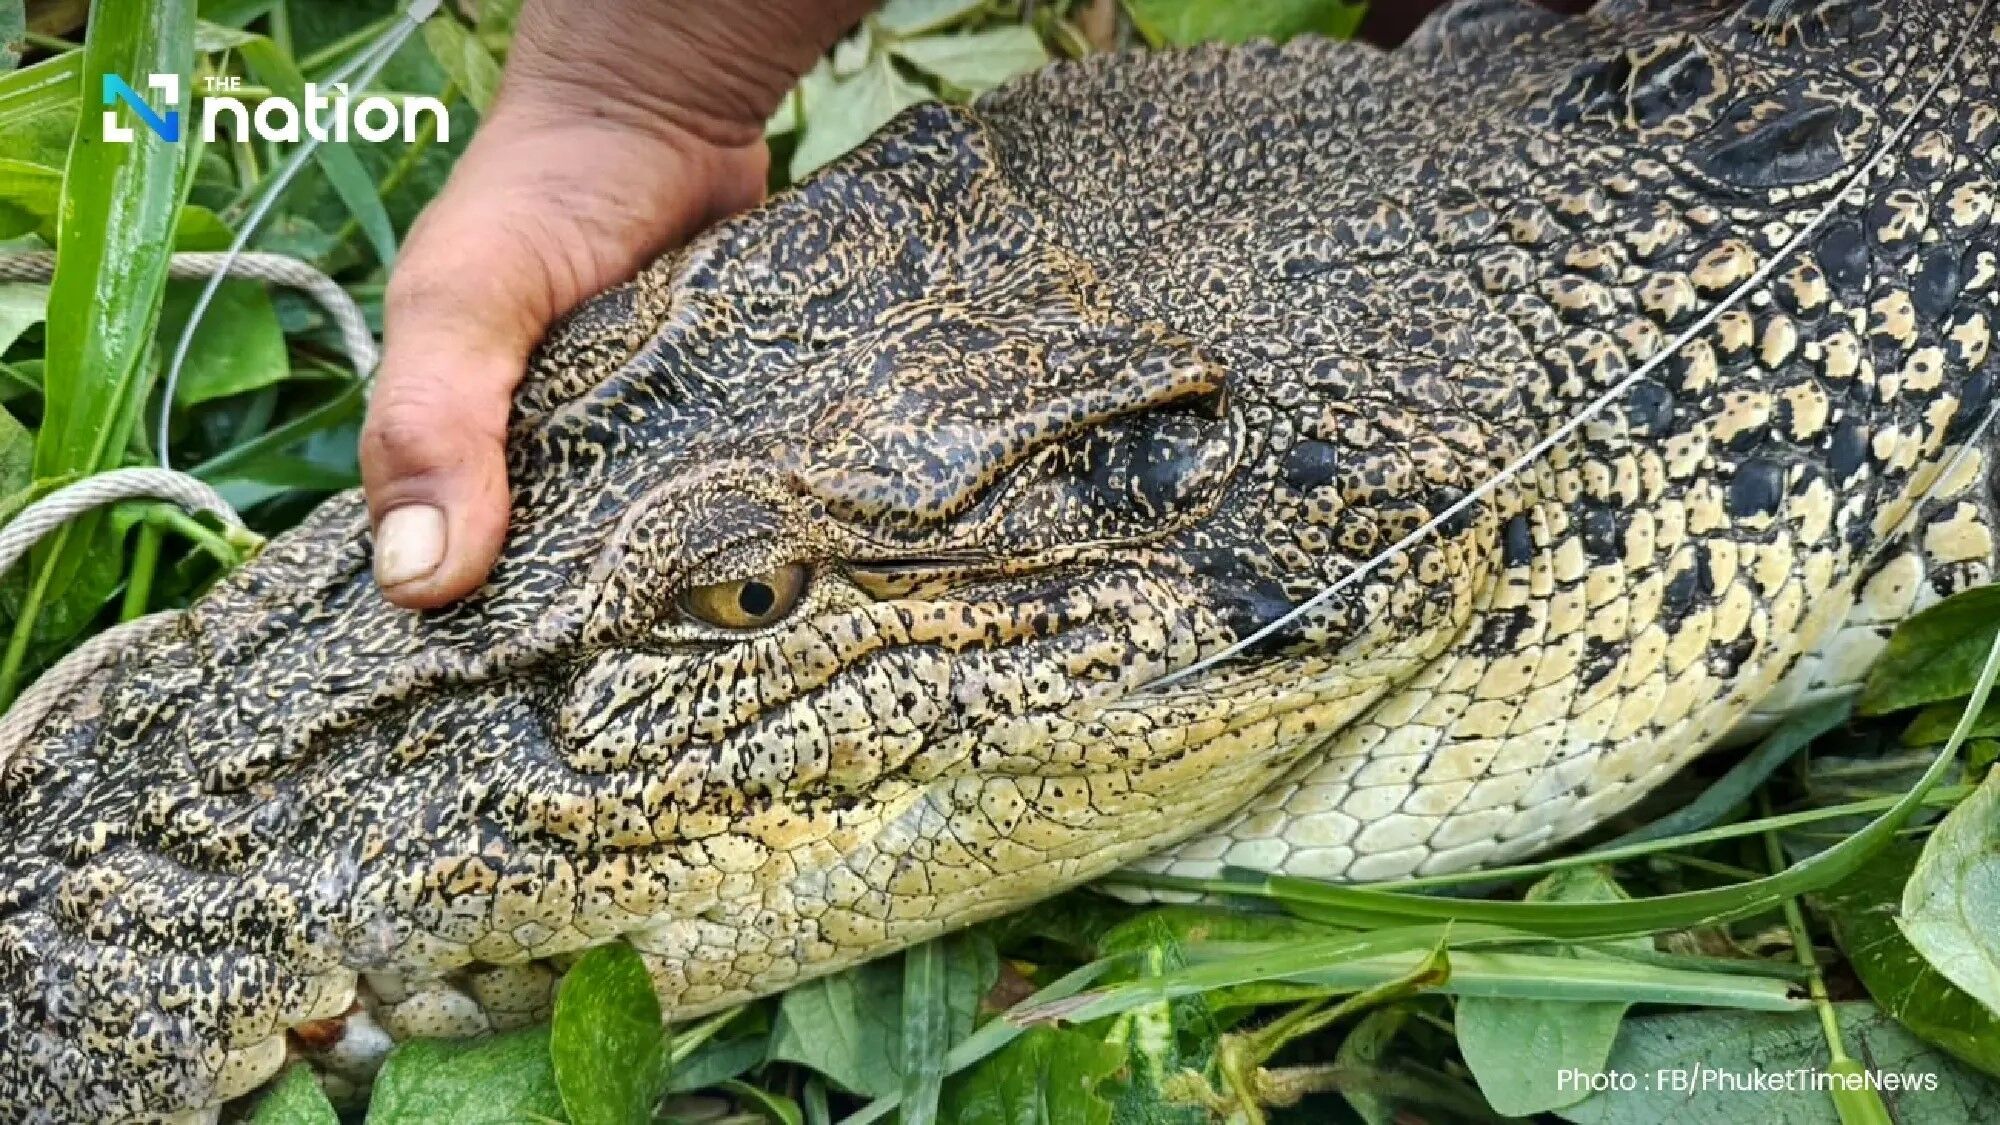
362, 201, 547, 609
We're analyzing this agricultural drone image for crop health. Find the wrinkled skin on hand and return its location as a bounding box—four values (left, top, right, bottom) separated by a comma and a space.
3, 0, 1999, 1117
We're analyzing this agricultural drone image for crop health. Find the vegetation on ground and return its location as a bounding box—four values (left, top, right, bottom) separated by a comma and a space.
4, 1, 2000, 1122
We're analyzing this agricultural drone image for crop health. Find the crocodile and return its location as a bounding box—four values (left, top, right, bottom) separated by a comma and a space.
4, 0, 1999, 1117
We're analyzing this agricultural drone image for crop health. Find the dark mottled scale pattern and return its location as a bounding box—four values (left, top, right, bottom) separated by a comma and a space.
2, 1, 1998, 1118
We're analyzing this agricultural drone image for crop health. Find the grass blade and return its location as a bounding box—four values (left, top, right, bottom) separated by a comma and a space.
898, 942, 949, 1125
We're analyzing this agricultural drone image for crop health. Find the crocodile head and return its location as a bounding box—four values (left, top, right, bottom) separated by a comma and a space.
6, 91, 1510, 1106
304, 98, 1502, 1013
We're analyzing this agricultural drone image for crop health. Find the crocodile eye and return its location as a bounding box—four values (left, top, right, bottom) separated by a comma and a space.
678, 564, 809, 630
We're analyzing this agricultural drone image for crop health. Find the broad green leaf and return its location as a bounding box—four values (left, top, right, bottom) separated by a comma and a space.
366, 1027, 564, 1124
889, 27, 1049, 95
0, 50, 81, 169
877, 0, 987, 37
769, 956, 905, 1098
1817, 841, 2000, 1076
769, 932, 996, 1098
233, 32, 399, 267
1860, 585, 2000, 715
0, 157, 61, 241
789, 52, 930, 180
0, 280, 44, 354
248, 1063, 338, 1125
1122, 0, 1368, 45
1457, 868, 1642, 1117
156, 280, 288, 405
551, 942, 669, 1125
421, 14, 501, 114
1559, 1003, 2000, 1125
1900, 763, 2000, 1021
941, 1026, 1124, 1125
1, 0, 21, 74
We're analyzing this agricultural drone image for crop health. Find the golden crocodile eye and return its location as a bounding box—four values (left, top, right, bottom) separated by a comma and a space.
677, 564, 809, 630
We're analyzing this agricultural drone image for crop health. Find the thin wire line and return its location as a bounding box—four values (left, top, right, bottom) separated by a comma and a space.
1145, 2, 1993, 693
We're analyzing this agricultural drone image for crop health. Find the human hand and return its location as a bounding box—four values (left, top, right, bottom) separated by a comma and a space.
364, 0, 873, 608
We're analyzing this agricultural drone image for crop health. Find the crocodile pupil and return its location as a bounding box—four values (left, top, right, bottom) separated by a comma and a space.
739, 581, 776, 617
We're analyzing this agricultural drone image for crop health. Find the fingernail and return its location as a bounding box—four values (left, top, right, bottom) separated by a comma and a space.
375, 504, 446, 589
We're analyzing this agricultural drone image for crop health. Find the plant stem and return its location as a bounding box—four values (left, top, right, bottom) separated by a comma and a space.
120, 522, 164, 621
24, 32, 81, 53
0, 528, 62, 708
140, 505, 241, 570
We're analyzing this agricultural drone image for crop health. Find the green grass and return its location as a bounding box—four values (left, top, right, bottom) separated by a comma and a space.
5, 2, 2000, 1123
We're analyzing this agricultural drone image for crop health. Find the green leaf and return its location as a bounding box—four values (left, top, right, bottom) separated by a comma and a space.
1860, 585, 2000, 715
769, 932, 996, 1098
0, 52, 83, 170
233, 32, 399, 267
1817, 841, 2000, 1077
551, 941, 669, 1125
665, 1033, 767, 1094
888, 27, 1049, 94
722, 1078, 807, 1125
1121, 0, 1368, 45
0, 280, 45, 354
1457, 868, 1642, 1117
249, 1063, 339, 1125
421, 14, 501, 114
1334, 1006, 1408, 1125
942, 1026, 1124, 1125
1559, 1003, 2000, 1125
876, 0, 987, 37
156, 280, 288, 405
769, 958, 904, 1098
0, 157, 62, 241
789, 52, 931, 180
365, 1027, 565, 1124
1900, 763, 2000, 1022
476, 0, 524, 48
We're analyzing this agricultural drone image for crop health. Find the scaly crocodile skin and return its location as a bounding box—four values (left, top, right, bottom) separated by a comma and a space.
3, 0, 1999, 1117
